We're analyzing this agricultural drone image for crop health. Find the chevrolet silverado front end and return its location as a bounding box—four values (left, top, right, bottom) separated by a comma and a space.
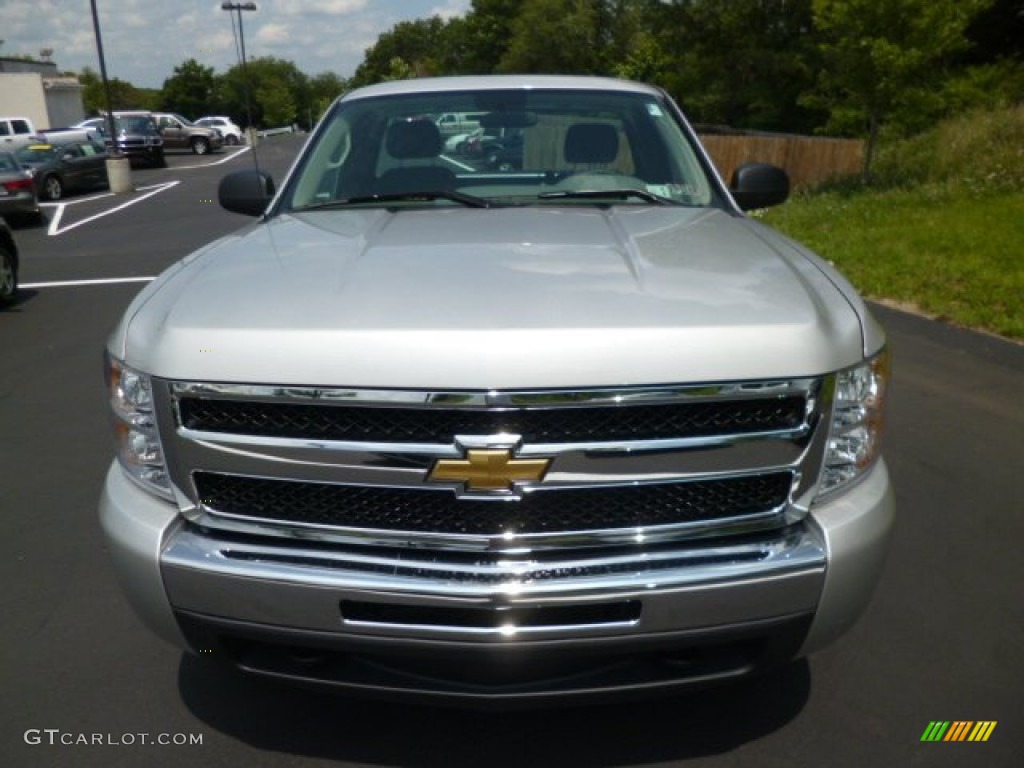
100, 75, 893, 705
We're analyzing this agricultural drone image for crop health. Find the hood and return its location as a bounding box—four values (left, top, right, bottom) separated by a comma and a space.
121, 206, 865, 388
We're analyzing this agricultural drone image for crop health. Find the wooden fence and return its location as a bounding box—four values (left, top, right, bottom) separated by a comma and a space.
698, 133, 865, 190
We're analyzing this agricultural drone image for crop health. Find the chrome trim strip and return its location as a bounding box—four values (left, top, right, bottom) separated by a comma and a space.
191, 504, 789, 553
336, 618, 641, 636
174, 424, 811, 459
167, 378, 819, 408
171, 435, 807, 490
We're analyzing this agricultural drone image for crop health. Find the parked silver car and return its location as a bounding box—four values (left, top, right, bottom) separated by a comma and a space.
101, 75, 893, 706
0, 150, 41, 222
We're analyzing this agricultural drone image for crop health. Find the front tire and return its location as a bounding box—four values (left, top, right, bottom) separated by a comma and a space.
191, 137, 210, 155
43, 175, 63, 201
0, 246, 18, 304
225, 134, 239, 146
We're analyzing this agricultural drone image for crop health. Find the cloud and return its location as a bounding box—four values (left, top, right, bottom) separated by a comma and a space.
430, 0, 470, 21
273, 0, 368, 16
0, 0, 461, 87
256, 22, 292, 44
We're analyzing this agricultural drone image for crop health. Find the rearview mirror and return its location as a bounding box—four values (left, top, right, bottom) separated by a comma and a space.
729, 163, 790, 210
219, 169, 276, 216
480, 111, 538, 130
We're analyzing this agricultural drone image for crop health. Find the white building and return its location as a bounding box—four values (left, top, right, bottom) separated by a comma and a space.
0, 58, 85, 130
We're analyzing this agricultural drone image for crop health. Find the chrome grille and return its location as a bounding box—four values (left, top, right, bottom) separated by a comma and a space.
194, 471, 792, 536
159, 379, 828, 553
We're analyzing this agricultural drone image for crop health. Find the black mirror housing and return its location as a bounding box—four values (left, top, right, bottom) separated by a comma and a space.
219, 170, 275, 217
729, 163, 790, 211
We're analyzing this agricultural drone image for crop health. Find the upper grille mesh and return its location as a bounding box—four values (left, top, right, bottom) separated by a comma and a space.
178, 396, 805, 444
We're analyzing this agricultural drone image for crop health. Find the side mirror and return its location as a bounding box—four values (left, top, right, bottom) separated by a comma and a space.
729, 163, 790, 210
218, 169, 275, 216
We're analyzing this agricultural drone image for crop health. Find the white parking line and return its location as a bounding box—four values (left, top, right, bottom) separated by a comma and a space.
39, 191, 115, 208
38, 182, 176, 209
175, 146, 251, 170
47, 181, 180, 236
21, 276, 156, 289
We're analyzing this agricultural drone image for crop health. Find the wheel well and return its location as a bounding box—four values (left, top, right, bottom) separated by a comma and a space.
0, 232, 17, 259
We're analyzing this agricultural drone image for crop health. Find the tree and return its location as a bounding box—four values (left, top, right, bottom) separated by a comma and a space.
349, 17, 451, 86
308, 72, 347, 126
445, 0, 527, 74
79, 67, 159, 113
161, 59, 217, 118
648, 0, 822, 132
498, 0, 619, 74
256, 79, 296, 127
218, 57, 309, 128
961, 0, 1024, 65
612, 31, 672, 85
806, 0, 993, 182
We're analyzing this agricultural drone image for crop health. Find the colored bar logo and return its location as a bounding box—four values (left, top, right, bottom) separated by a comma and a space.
921, 721, 997, 742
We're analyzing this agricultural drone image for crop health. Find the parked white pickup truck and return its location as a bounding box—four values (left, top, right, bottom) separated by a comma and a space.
434, 111, 485, 137
0, 116, 38, 151
100, 75, 893, 706
1, 116, 97, 150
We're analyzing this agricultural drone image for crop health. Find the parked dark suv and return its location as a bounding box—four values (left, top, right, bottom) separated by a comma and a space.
103, 113, 165, 168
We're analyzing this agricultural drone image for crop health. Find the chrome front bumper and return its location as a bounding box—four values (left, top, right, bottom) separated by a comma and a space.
99, 460, 893, 701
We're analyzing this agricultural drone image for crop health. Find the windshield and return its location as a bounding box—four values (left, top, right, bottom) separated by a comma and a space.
0, 152, 21, 171
16, 144, 60, 163
116, 116, 158, 135
282, 87, 715, 211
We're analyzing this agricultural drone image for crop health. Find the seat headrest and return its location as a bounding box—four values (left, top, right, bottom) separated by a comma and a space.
564, 123, 619, 164
386, 119, 443, 159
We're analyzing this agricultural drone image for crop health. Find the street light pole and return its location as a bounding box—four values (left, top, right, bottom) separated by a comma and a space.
88, 0, 118, 151
89, 0, 132, 193
221, 2, 258, 165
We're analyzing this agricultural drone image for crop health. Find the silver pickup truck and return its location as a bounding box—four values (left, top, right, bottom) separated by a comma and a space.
100, 75, 893, 706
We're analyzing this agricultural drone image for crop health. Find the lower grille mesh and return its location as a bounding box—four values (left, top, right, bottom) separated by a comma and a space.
194, 471, 792, 536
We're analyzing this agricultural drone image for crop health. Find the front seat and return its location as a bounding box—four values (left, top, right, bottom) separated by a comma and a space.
376, 119, 455, 195
564, 123, 620, 168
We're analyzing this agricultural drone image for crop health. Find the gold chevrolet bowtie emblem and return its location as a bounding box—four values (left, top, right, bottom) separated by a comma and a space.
428, 449, 550, 491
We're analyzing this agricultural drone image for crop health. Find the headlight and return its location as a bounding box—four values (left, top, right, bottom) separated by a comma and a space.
105, 352, 173, 499
817, 348, 890, 497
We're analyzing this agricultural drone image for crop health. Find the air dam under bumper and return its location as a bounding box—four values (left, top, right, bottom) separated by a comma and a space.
99, 461, 893, 705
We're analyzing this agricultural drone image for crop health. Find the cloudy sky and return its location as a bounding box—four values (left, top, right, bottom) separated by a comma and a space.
0, 0, 471, 88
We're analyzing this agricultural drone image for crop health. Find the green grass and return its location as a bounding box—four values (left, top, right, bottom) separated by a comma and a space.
763, 106, 1024, 340
872, 105, 1024, 192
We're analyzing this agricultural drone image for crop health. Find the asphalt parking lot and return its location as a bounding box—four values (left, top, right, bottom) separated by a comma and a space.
1, 135, 1021, 767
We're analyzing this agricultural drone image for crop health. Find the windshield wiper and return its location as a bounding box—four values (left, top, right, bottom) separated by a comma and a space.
293, 190, 493, 211
537, 188, 677, 205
